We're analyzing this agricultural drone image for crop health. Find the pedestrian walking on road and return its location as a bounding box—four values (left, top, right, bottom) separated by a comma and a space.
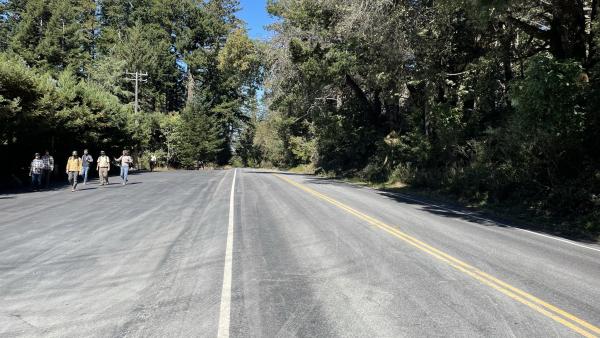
115, 150, 133, 185
81, 149, 94, 185
149, 154, 157, 172
29, 153, 44, 190
41, 150, 54, 187
97, 151, 110, 186
66, 151, 82, 192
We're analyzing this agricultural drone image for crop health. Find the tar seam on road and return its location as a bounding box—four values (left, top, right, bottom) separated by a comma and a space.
218, 169, 237, 338
275, 174, 600, 338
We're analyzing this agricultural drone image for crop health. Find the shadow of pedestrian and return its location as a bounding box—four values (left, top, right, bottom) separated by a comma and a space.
0, 181, 71, 196
78, 187, 99, 191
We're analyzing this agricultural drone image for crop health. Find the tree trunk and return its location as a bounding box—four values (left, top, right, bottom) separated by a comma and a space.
587, 0, 598, 66
344, 74, 381, 125
508, 1, 587, 62
549, 0, 587, 61
407, 81, 429, 136
501, 22, 514, 82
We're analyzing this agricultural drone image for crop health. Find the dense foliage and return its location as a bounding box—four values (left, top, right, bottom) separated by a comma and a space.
242, 0, 600, 238
0, 0, 260, 185
2, 0, 598, 237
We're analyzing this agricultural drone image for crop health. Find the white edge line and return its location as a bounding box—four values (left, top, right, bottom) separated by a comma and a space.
515, 228, 600, 253
217, 169, 236, 338
330, 178, 600, 254
396, 194, 600, 252
390, 192, 600, 254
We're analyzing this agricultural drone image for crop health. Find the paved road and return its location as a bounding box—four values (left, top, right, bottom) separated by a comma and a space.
1, 170, 599, 337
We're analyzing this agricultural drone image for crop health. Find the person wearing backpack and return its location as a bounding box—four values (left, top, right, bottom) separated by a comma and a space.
66, 151, 83, 192
115, 150, 133, 185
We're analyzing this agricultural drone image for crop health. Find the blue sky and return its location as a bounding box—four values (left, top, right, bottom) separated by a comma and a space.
237, 0, 275, 40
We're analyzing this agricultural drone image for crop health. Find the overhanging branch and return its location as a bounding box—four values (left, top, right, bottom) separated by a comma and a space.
508, 16, 552, 41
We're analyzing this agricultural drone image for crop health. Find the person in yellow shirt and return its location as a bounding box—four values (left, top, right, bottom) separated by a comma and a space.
66, 151, 82, 192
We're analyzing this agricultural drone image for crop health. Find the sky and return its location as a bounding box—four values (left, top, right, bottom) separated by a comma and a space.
237, 0, 275, 102
237, 0, 276, 40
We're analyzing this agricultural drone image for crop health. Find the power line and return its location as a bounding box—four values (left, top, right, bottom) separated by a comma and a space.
125, 71, 148, 114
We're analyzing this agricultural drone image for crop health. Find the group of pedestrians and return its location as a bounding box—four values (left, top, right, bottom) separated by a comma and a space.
29, 151, 55, 189
30, 149, 133, 192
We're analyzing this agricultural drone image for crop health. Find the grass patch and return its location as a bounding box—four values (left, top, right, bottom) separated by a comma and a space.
285, 163, 316, 175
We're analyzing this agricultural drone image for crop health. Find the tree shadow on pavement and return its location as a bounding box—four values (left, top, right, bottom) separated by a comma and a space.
247, 170, 316, 176
374, 187, 600, 243
297, 175, 599, 243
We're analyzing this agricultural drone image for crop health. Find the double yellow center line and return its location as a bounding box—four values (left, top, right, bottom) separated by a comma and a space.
274, 174, 600, 338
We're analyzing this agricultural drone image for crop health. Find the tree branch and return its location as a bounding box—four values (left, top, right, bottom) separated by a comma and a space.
514, 43, 551, 61
507, 15, 552, 41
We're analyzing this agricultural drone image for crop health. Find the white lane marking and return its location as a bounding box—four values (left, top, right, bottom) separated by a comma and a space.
516, 228, 600, 253
218, 169, 237, 338
386, 191, 600, 254
323, 177, 600, 254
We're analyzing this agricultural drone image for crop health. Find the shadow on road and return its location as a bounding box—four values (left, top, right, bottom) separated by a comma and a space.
264, 172, 597, 244
247, 170, 312, 176
72, 182, 144, 192
0, 181, 71, 196
0, 175, 145, 196
298, 176, 523, 226
372, 187, 600, 243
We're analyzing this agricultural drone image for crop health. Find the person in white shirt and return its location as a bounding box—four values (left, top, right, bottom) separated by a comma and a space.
29, 153, 44, 190
97, 151, 111, 186
150, 154, 157, 172
115, 150, 133, 185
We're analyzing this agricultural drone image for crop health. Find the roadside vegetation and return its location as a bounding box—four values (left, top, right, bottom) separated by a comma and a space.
0, 0, 260, 185
2, 0, 598, 239
237, 0, 600, 240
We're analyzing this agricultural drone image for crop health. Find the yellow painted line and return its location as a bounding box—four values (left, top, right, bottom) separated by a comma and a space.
274, 174, 600, 338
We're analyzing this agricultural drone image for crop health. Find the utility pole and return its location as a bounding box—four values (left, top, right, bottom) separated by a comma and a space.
125, 71, 148, 113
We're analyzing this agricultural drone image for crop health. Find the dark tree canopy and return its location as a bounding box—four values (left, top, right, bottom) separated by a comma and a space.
2, 0, 598, 238
0, 0, 260, 182
240, 0, 600, 238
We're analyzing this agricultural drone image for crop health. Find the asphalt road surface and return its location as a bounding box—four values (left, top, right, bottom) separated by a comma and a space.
1, 170, 599, 338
